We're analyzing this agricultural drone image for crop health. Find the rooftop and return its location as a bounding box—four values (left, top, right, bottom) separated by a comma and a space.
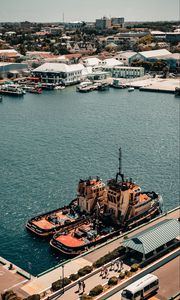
139, 49, 171, 58
33, 63, 84, 73
123, 219, 180, 255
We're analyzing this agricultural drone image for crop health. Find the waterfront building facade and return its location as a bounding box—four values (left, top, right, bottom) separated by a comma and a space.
103, 66, 144, 78
33, 63, 84, 85
0, 62, 28, 79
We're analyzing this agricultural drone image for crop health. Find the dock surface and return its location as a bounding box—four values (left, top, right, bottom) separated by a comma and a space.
19, 207, 179, 296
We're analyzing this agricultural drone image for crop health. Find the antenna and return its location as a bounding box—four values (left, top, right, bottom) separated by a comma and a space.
116, 147, 124, 182
63, 12, 64, 23
119, 147, 121, 175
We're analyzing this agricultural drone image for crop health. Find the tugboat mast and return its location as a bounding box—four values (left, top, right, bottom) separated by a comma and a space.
116, 147, 124, 182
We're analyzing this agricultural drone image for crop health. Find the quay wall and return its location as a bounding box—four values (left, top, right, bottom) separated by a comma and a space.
37, 206, 179, 278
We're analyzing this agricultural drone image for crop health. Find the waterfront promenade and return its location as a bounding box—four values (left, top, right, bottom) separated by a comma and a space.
110, 77, 180, 93
20, 207, 179, 297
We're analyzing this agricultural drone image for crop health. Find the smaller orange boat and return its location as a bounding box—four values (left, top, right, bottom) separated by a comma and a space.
50, 218, 116, 256
26, 200, 83, 236
26, 177, 105, 236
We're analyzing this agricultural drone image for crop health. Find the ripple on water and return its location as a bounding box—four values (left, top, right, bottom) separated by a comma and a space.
0, 89, 179, 275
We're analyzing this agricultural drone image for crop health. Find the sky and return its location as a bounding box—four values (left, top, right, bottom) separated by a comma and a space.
0, 0, 179, 23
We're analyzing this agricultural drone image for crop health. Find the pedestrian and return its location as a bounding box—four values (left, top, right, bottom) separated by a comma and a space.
82, 281, 85, 293
78, 280, 81, 292
104, 266, 108, 278
120, 260, 124, 270
116, 260, 119, 272
110, 261, 114, 270
100, 265, 104, 276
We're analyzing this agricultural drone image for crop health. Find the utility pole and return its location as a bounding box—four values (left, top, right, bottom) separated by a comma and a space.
62, 264, 65, 293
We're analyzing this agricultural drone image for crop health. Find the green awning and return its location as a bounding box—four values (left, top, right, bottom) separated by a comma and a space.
123, 219, 180, 254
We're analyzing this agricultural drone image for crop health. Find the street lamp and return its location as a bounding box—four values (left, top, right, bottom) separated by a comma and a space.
62, 264, 65, 294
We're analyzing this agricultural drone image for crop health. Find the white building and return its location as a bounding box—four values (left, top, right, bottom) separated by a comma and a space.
82, 57, 101, 67
107, 66, 144, 78
32, 63, 85, 85
101, 58, 123, 68
64, 21, 85, 30
133, 49, 171, 62
114, 51, 137, 65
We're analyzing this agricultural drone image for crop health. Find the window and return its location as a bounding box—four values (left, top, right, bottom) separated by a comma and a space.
134, 291, 141, 298
144, 285, 150, 292
150, 282, 156, 288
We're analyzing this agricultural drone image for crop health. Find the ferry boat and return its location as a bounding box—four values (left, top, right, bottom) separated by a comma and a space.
0, 84, 25, 96
76, 81, 97, 93
50, 149, 163, 256
26, 177, 106, 236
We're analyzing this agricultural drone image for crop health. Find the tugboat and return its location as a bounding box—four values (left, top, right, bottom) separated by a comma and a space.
26, 177, 106, 236
50, 149, 163, 255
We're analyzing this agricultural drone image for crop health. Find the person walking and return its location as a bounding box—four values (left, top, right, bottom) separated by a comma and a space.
100, 265, 105, 276
104, 266, 108, 278
82, 281, 85, 293
78, 280, 81, 292
120, 260, 124, 270
116, 260, 119, 272
110, 261, 114, 271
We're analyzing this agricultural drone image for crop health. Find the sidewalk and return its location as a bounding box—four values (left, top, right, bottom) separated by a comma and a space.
21, 257, 92, 295
57, 263, 130, 300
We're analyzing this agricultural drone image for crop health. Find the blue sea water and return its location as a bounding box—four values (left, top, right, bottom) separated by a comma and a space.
0, 87, 179, 275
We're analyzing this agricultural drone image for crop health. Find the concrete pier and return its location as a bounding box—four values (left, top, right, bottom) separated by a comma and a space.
19, 207, 179, 297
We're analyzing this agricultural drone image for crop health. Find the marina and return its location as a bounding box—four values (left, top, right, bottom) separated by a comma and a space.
0, 86, 179, 276
0, 2, 179, 298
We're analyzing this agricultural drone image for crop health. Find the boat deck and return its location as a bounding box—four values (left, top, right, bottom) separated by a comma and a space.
31, 210, 79, 230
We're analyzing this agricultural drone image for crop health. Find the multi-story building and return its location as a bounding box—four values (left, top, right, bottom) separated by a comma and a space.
103, 66, 144, 78
114, 51, 137, 65
64, 21, 85, 30
32, 62, 84, 85
111, 17, 124, 28
95, 17, 111, 30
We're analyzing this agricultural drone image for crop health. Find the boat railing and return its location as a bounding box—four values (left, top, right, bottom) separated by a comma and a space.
53, 215, 92, 238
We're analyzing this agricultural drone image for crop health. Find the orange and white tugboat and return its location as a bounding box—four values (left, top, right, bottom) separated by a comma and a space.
26, 177, 106, 236
50, 149, 163, 256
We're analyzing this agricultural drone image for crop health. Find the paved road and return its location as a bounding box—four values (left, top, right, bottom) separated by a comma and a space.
153, 256, 180, 300
108, 255, 180, 300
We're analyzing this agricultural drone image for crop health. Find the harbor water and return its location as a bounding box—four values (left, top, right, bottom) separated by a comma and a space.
0, 87, 179, 275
